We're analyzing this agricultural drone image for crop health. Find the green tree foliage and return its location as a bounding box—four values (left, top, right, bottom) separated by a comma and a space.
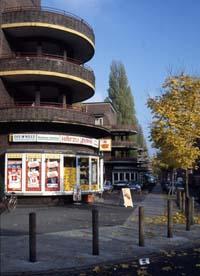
107, 61, 137, 125
136, 124, 147, 150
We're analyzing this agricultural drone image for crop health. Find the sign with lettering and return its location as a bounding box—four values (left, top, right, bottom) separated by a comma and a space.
9, 134, 99, 148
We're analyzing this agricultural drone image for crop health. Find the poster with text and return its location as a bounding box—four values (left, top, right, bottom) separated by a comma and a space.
26, 158, 41, 191
45, 159, 60, 191
7, 159, 22, 191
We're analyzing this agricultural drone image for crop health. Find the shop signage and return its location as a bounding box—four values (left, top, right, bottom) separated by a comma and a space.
9, 134, 99, 148
99, 139, 112, 151
122, 188, 133, 208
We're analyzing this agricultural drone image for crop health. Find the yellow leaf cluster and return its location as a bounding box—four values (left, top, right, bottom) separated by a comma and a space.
147, 74, 200, 170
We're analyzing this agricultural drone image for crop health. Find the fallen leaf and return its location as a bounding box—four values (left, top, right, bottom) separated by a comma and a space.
162, 266, 172, 271
121, 264, 129, 268
93, 266, 101, 273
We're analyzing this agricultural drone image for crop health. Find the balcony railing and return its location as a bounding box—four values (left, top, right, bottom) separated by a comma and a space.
0, 52, 93, 71
112, 140, 138, 149
0, 105, 95, 125
0, 55, 95, 87
2, 6, 95, 43
104, 157, 138, 162
110, 125, 137, 134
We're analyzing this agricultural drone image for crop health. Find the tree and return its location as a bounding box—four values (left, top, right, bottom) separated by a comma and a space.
147, 74, 200, 195
106, 60, 137, 125
136, 124, 147, 150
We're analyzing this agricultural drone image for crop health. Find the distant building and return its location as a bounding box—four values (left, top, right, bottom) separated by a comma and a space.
84, 102, 150, 184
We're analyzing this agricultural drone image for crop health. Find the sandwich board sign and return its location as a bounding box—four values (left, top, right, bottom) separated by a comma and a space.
122, 188, 133, 207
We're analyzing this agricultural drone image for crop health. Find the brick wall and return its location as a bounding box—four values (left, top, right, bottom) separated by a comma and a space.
84, 103, 117, 127
0, 79, 14, 105
0, 0, 41, 10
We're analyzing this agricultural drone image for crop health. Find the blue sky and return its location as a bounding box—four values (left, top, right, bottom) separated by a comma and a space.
42, 0, 200, 154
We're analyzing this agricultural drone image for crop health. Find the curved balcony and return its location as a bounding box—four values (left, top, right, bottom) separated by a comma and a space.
2, 6, 95, 62
0, 55, 95, 102
112, 140, 138, 149
0, 104, 110, 137
111, 125, 137, 135
0, 104, 93, 123
105, 157, 138, 163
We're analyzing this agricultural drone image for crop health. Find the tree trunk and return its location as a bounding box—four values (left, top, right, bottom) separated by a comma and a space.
185, 169, 189, 198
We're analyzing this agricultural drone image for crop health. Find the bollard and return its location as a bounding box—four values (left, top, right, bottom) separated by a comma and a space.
182, 192, 185, 214
167, 199, 173, 238
177, 190, 181, 209
139, 206, 144, 247
176, 190, 179, 207
186, 197, 191, 231
191, 197, 195, 225
92, 207, 99, 255
29, 212, 36, 262
179, 191, 183, 211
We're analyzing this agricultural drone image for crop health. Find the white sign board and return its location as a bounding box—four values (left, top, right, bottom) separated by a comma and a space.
9, 134, 99, 148
122, 188, 133, 207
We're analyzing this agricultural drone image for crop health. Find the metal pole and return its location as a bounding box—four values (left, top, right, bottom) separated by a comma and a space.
92, 207, 99, 255
167, 199, 173, 238
182, 192, 185, 214
139, 206, 144, 247
191, 197, 195, 225
29, 212, 36, 262
186, 197, 191, 231
179, 191, 183, 210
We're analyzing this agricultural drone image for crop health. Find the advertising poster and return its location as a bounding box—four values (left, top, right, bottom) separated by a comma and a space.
63, 157, 76, 191
7, 159, 22, 191
122, 188, 133, 208
45, 158, 60, 191
26, 157, 41, 191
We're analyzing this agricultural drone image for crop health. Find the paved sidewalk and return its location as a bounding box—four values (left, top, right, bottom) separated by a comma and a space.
1, 185, 200, 275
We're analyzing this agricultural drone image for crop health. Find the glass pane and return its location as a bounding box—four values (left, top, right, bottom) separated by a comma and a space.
79, 158, 89, 185
64, 157, 76, 191
91, 159, 97, 185
114, 173, 118, 181
7, 159, 22, 191
45, 158, 60, 191
126, 173, 130, 181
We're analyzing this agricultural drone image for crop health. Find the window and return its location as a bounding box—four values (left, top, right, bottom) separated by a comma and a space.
91, 159, 98, 185
95, 117, 104, 126
79, 157, 89, 185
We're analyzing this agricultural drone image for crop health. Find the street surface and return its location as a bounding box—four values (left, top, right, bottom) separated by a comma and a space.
1, 186, 200, 276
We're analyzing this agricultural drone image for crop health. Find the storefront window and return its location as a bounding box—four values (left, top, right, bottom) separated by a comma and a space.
26, 155, 41, 191
91, 159, 98, 185
79, 157, 89, 186
64, 157, 76, 191
45, 158, 60, 191
7, 159, 22, 192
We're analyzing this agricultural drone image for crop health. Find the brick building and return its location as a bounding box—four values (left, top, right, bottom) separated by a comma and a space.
0, 0, 109, 198
84, 102, 149, 184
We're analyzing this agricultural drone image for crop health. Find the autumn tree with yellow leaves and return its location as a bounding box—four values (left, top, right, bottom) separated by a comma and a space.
147, 74, 200, 196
